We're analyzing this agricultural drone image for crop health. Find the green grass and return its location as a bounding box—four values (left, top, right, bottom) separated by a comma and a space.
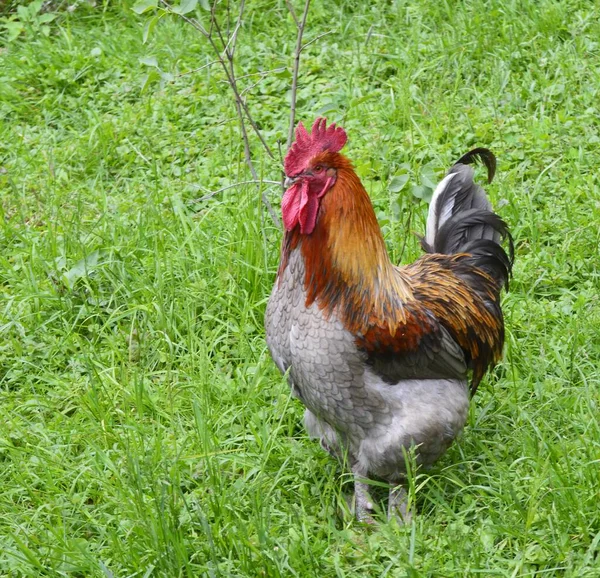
1, 0, 600, 576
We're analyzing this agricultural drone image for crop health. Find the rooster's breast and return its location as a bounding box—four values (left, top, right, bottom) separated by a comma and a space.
265, 249, 392, 437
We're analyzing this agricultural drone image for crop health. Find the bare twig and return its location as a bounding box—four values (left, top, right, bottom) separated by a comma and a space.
158, 0, 209, 36
261, 191, 280, 227
235, 67, 287, 80
154, 0, 312, 229
211, 1, 280, 227
159, 0, 274, 159
209, 0, 260, 186
210, 2, 274, 159
226, 0, 231, 38
224, 8, 242, 57
222, 19, 242, 56
284, 0, 299, 27
397, 204, 414, 264
287, 0, 311, 151
175, 60, 219, 78
240, 69, 287, 97
191, 180, 281, 202
301, 30, 332, 51
191, 178, 280, 227
208, 38, 275, 158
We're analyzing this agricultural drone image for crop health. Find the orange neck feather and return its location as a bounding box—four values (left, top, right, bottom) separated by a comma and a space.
279, 158, 412, 331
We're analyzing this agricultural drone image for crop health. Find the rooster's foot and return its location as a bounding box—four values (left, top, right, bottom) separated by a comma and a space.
388, 484, 412, 524
351, 465, 376, 524
354, 480, 376, 524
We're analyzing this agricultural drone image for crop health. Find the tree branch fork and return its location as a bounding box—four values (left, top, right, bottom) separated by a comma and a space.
153, 0, 317, 227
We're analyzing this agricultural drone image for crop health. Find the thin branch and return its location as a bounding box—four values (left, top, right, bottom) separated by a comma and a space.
222, 18, 242, 57
261, 191, 280, 228
209, 0, 262, 187
209, 24, 274, 158
287, 0, 311, 151
159, 0, 208, 36
175, 60, 219, 78
212, 0, 229, 54
235, 66, 287, 81
397, 203, 414, 264
226, 0, 231, 39
160, 0, 274, 159
156, 0, 289, 228
224, 6, 243, 58
208, 0, 217, 35
301, 30, 332, 52
192, 181, 281, 229
191, 180, 281, 202
284, 0, 299, 27
240, 69, 287, 97
211, 1, 280, 227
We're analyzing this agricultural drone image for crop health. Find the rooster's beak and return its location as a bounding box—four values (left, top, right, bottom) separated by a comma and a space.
284, 176, 298, 188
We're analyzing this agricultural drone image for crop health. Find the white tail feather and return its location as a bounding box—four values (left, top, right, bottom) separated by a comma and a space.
425, 173, 457, 248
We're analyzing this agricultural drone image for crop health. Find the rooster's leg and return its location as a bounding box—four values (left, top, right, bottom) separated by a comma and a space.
388, 484, 412, 524
352, 466, 375, 524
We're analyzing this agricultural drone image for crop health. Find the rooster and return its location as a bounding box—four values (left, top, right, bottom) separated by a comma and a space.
265, 118, 513, 523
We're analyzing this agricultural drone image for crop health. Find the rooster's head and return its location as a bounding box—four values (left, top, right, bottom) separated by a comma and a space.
282, 117, 348, 235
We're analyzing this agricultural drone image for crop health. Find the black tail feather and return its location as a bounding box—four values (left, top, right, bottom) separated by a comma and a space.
460, 239, 514, 289
454, 148, 496, 184
424, 149, 513, 288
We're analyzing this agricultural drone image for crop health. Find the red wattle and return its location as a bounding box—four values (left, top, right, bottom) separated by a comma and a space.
299, 186, 319, 234
282, 178, 332, 234
281, 181, 303, 231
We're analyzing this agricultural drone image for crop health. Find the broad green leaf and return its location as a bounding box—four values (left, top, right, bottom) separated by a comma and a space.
17, 5, 30, 20
139, 55, 159, 68
389, 174, 409, 193
63, 250, 104, 289
30, 0, 44, 14
140, 69, 161, 93
199, 0, 210, 9
132, 0, 158, 15
2, 21, 24, 41
349, 94, 375, 108
274, 68, 292, 79
177, 0, 198, 14
315, 102, 338, 115
420, 163, 438, 190
411, 184, 433, 202
143, 14, 160, 44
38, 13, 57, 23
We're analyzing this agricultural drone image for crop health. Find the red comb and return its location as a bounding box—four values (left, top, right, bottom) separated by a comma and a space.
284, 117, 348, 177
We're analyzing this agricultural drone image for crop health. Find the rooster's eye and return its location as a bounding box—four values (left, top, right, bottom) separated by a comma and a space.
313, 165, 323, 173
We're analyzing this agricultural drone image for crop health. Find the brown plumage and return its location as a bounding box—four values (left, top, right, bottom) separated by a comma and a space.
266, 118, 513, 523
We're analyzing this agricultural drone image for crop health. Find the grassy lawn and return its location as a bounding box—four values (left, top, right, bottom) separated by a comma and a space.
1, 0, 599, 576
